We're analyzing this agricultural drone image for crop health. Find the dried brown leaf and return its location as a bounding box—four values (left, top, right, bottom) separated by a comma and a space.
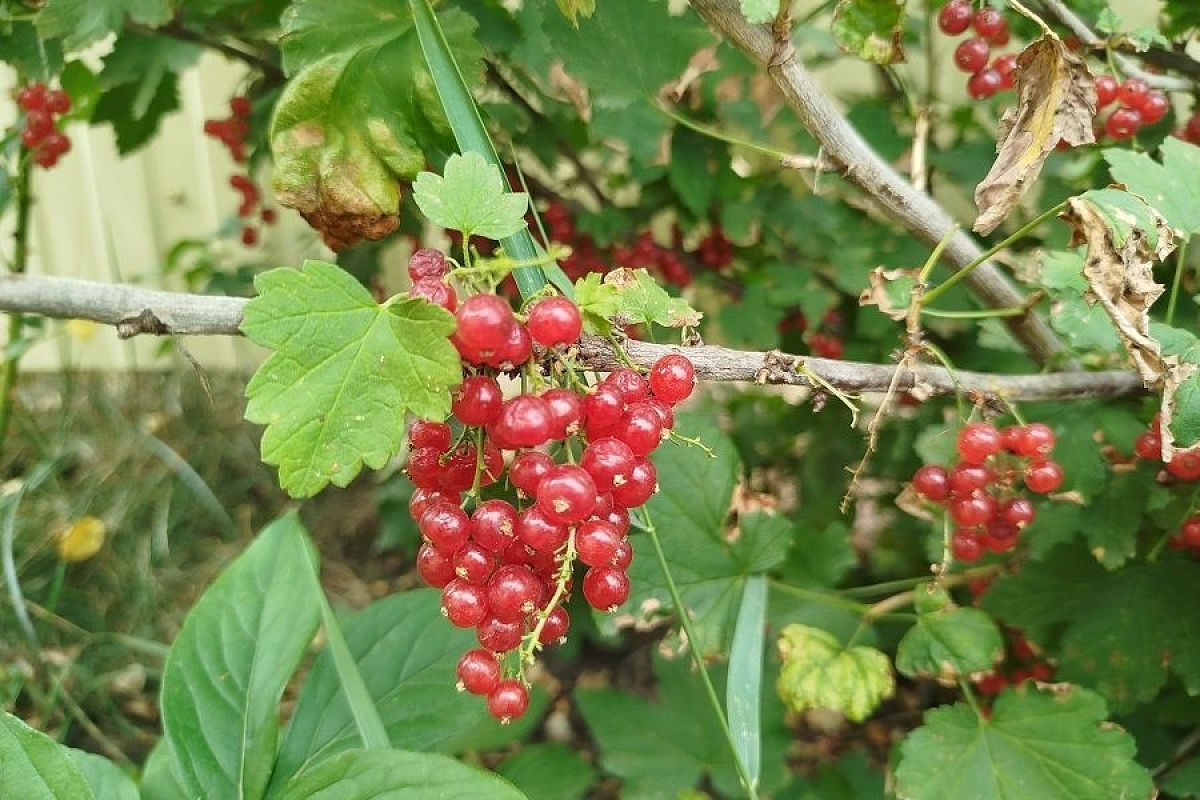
859, 266, 920, 321
974, 36, 1096, 234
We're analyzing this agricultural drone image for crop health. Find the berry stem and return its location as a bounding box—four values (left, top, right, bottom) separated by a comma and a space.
1167, 239, 1188, 327
468, 426, 486, 499
958, 677, 988, 722
921, 341, 966, 422
518, 531, 576, 666
796, 362, 860, 426
667, 430, 718, 458
638, 507, 761, 800
841, 564, 1002, 598
922, 201, 1068, 306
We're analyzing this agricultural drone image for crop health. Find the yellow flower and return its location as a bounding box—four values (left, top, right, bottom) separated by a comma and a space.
56, 516, 107, 563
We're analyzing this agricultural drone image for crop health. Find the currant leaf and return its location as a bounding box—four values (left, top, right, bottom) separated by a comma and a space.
895, 684, 1152, 800
573, 272, 622, 335
242, 261, 461, 498
36, 0, 172, 51
739, 0, 779, 24
896, 584, 1004, 679
603, 268, 702, 329
1104, 138, 1200, 240
776, 624, 894, 722
832, 0, 906, 64
412, 152, 530, 241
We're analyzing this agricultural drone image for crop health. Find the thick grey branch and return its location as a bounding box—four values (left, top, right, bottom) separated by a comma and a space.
689, 0, 1071, 368
0, 275, 1144, 401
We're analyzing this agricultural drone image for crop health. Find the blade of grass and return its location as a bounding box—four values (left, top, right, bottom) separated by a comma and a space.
727, 574, 767, 793
411, 0, 576, 299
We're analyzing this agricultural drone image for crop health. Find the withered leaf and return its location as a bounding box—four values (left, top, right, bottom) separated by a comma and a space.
974, 36, 1096, 234
859, 266, 919, 321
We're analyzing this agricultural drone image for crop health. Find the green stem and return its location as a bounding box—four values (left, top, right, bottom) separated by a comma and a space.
639, 508, 759, 800
841, 565, 1000, 598
655, 103, 799, 164
922, 201, 1068, 306
918, 226, 960, 283
921, 341, 966, 422
1167, 239, 1188, 327
768, 580, 871, 614
922, 305, 1027, 319
0, 157, 33, 459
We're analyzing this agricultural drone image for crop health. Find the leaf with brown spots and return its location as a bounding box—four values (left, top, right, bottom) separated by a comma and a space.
859, 266, 918, 321
973, 36, 1096, 234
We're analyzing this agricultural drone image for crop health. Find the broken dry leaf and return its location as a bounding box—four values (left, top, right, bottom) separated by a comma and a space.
859, 266, 919, 321
974, 36, 1096, 234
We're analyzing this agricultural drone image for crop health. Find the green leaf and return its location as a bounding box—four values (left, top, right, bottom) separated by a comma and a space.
242, 261, 460, 498
739, 0, 779, 24
727, 574, 767, 791
605, 268, 703, 329
982, 547, 1200, 711
1126, 26, 1169, 52
0, 711, 94, 798
832, 0, 905, 64
896, 584, 1003, 679
1077, 188, 1168, 250
69, 750, 137, 800
1164, 756, 1200, 798
1095, 8, 1121, 34
272, 1, 483, 248
270, 590, 537, 790
618, 417, 789, 655
160, 513, 322, 800
274, 748, 527, 800
779, 521, 857, 588
776, 624, 894, 722
894, 684, 1152, 800
497, 743, 596, 800
784, 751, 885, 800
137, 740, 188, 800
1104, 139, 1200, 239
412, 152, 529, 240
543, 0, 712, 105
554, 0, 596, 26
574, 272, 622, 334
37, 0, 172, 51
0, 21, 64, 76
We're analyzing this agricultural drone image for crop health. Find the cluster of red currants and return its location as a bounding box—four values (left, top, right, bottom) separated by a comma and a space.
1132, 413, 1200, 481
911, 421, 1063, 563
938, 1, 1016, 100
15, 83, 72, 169
1176, 111, 1200, 145
204, 96, 276, 246
777, 309, 845, 360
402, 248, 697, 723
1093, 76, 1169, 141
973, 627, 1055, 697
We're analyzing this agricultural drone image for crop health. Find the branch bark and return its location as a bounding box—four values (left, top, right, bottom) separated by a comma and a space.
689, 0, 1072, 369
0, 275, 1145, 401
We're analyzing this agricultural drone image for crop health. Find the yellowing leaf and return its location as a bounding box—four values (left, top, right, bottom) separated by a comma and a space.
56, 516, 106, 563
555, 0, 596, 26
776, 624, 894, 722
974, 36, 1096, 234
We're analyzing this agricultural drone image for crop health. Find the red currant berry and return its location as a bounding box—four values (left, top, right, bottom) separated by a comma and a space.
993, 54, 1017, 90
241, 227, 259, 247
913, 464, 951, 502
576, 518, 623, 567
1181, 516, 1200, 547
527, 296, 582, 348
45, 89, 70, 115
583, 384, 626, 435
1015, 423, 1056, 457
476, 614, 525, 653
1094, 75, 1119, 108
453, 375, 503, 426
487, 564, 542, 622
958, 422, 1002, 464
509, 450, 556, 496
25, 109, 54, 138
421, 503, 471, 553
493, 395, 554, 448
1133, 431, 1161, 460
229, 94, 252, 118
456, 649, 500, 694
605, 368, 650, 405
604, 506, 632, 537
1167, 450, 1200, 481
611, 538, 633, 570
973, 8, 1007, 41
949, 463, 993, 495
410, 278, 457, 312
16, 83, 46, 111
537, 465, 598, 524
454, 542, 497, 584
456, 294, 514, 354
408, 248, 447, 280
645, 398, 675, 431
950, 492, 997, 527
410, 488, 459, 521
1117, 78, 1149, 109
539, 606, 570, 645
42, 131, 69, 156
1139, 90, 1169, 125
1024, 460, 1064, 493
986, 519, 1020, 546
967, 68, 1003, 100
1000, 425, 1024, 453
487, 680, 529, 723
1105, 107, 1142, 140
518, 505, 570, 553
442, 579, 490, 627
417, 542, 455, 587
541, 388, 585, 439
19, 128, 39, 148
406, 446, 445, 490
610, 457, 657, 508
951, 529, 984, 562
937, 0, 972, 35
648, 354, 696, 404
494, 322, 532, 368
1000, 497, 1036, 527
954, 37, 990, 73
581, 437, 637, 493
410, 420, 451, 450
614, 403, 665, 456
470, 499, 519, 552
583, 567, 630, 611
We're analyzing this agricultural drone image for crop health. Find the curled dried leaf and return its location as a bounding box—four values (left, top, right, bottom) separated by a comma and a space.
859, 266, 919, 321
974, 36, 1096, 234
